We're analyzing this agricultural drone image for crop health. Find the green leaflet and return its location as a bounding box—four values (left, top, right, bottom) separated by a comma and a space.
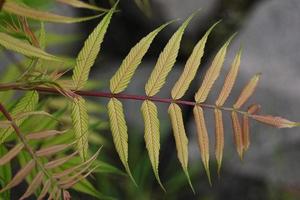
171, 21, 220, 99
145, 13, 196, 96
107, 98, 136, 185
110, 22, 172, 93
168, 103, 194, 193
39, 22, 46, 50
71, 97, 89, 161
0, 32, 62, 61
141, 100, 165, 191
56, 0, 109, 12
0, 91, 39, 144
2, 1, 104, 23
72, 4, 116, 90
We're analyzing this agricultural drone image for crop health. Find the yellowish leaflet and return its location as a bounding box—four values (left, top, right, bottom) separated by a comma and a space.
168, 103, 194, 193
215, 48, 242, 106
145, 13, 196, 96
0, 33, 61, 61
72, 4, 116, 89
71, 97, 89, 161
195, 34, 236, 103
107, 98, 136, 185
171, 21, 220, 99
2, 1, 103, 23
193, 106, 211, 185
56, 0, 109, 12
233, 73, 261, 109
141, 100, 165, 191
110, 22, 171, 93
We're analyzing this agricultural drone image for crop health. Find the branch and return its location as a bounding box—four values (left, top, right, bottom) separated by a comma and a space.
0, 83, 247, 115
0, 102, 59, 188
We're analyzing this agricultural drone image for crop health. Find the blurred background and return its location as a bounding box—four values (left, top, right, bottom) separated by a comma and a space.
2, 0, 300, 199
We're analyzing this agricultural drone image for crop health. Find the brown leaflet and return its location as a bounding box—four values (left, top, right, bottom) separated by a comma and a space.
231, 111, 243, 159
242, 104, 261, 151
233, 73, 261, 109
19, 171, 44, 200
193, 106, 211, 185
214, 109, 224, 175
250, 114, 299, 128
0, 143, 24, 165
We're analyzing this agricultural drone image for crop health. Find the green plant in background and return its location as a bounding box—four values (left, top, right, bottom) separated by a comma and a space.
0, 0, 299, 199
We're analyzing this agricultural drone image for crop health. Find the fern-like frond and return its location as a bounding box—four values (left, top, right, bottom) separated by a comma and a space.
233, 73, 261, 109
0, 103, 101, 199
0, 91, 39, 144
72, 4, 116, 90
107, 98, 136, 185
195, 34, 235, 103
0, 32, 62, 61
168, 103, 194, 192
171, 21, 219, 99
193, 106, 211, 185
215, 48, 242, 106
141, 100, 165, 191
71, 96, 89, 161
110, 22, 171, 93
2, 1, 104, 23
145, 13, 195, 96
